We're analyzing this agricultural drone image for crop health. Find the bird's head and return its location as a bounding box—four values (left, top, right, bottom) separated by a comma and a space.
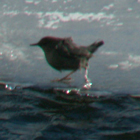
30, 36, 62, 48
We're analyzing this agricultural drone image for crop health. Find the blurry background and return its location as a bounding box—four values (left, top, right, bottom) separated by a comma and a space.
0, 0, 140, 92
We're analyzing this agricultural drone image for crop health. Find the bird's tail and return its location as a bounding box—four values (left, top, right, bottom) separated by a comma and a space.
88, 40, 104, 53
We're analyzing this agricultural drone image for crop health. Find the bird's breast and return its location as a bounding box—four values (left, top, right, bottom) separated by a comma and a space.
44, 50, 81, 71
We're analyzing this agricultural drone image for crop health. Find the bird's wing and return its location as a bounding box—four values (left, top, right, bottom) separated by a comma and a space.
55, 37, 91, 58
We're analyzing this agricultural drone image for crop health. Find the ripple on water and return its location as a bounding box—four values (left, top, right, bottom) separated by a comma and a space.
0, 81, 140, 139
2, 9, 120, 29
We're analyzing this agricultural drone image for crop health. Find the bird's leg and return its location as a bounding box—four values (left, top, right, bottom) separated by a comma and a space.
59, 70, 76, 81
52, 70, 77, 83
84, 67, 90, 83
83, 67, 92, 89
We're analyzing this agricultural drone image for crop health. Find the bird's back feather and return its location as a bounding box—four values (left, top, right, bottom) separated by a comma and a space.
55, 38, 104, 59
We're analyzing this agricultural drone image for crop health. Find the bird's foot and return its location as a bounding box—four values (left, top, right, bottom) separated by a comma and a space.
83, 82, 92, 89
83, 77, 92, 89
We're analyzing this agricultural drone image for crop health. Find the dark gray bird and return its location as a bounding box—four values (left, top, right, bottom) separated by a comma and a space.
30, 36, 104, 83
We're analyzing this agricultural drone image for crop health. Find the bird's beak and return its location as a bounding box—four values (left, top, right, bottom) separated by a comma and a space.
30, 43, 38, 46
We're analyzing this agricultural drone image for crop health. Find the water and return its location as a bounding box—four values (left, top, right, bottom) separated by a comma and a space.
1, 85, 140, 140
0, 0, 140, 139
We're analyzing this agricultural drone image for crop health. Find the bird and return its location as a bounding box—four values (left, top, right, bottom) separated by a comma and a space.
30, 36, 104, 84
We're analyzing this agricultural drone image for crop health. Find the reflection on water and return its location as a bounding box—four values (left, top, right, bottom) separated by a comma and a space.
1, 0, 124, 30
3, 10, 116, 29
101, 51, 140, 70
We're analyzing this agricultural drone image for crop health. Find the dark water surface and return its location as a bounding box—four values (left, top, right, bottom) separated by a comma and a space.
1, 0, 140, 139
0, 83, 140, 140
